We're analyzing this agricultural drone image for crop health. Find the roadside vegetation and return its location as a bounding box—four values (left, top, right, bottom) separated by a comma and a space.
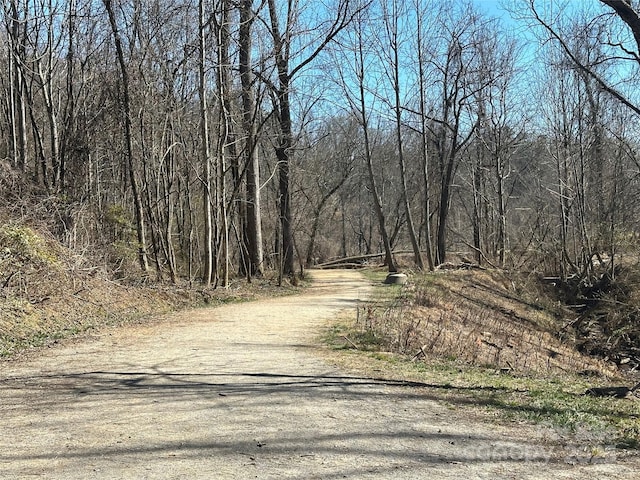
324, 267, 640, 452
0, 221, 301, 358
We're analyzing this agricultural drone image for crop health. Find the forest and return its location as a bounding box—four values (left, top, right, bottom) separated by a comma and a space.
1, 0, 639, 291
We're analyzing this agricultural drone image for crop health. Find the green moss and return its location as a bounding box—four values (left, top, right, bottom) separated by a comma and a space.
0, 223, 58, 266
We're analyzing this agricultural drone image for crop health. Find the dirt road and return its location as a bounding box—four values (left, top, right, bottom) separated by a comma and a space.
0, 270, 637, 479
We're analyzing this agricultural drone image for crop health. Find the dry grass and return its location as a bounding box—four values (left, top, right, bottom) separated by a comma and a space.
353, 269, 616, 378
322, 267, 640, 450
0, 221, 300, 358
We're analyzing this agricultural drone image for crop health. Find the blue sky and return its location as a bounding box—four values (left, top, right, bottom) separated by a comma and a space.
474, 0, 508, 16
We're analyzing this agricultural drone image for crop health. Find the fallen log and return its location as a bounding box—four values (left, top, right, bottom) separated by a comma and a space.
316, 250, 413, 269
317, 262, 367, 270
585, 381, 640, 399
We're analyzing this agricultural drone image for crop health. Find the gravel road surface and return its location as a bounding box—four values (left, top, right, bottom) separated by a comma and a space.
0, 270, 637, 479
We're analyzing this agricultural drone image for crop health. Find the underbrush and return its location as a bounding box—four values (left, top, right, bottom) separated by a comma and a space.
559, 265, 640, 373
353, 269, 613, 376
0, 219, 300, 358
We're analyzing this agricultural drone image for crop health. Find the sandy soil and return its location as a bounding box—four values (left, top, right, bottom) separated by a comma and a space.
0, 269, 637, 479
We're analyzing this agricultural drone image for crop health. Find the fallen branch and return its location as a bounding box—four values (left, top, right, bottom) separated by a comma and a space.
585, 381, 640, 398
319, 262, 367, 270
316, 250, 413, 269
2, 271, 17, 289
412, 345, 428, 361
342, 335, 359, 350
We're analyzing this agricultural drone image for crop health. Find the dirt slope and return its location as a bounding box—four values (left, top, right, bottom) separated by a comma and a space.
0, 270, 637, 479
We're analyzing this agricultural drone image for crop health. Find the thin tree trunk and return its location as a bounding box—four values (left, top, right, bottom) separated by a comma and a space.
25, 92, 48, 189
239, 0, 264, 278
164, 135, 177, 284
267, 0, 296, 281
37, 59, 60, 189
436, 146, 457, 265
341, 196, 348, 258
60, 0, 77, 192
389, 1, 423, 270
7, 1, 28, 173
416, 2, 435, 271
216, 0, 233, 288
472, 148, 482, 265
496, 155, 506, 266
143, 157, 163, 280
39, 0, 62, 189
472, 97, 485, 266
104, 0, 149, 273
361, 88, 394, 265
356, 28, 396, 272
6, 11, 18, 170
198, 0, 214, 287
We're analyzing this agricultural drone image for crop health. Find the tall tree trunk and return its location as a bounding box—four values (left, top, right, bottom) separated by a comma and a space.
355, 22, 396, 272
388, 0, 423, 269
239, 0, 264, 278
416, 0, 434, 271
267, 0, 295, 280
103, 0, 149, 273
436, 146, 457, 266
472, 147, 483, 265
6, 0, 28, 174
60, 0, 77, 193
143, 157, 164, 280
341, 195, 348, 258
25, 93, 48, 188
37, 59, 61, 190
39, 0, 62, 189
216, 0, 233, 288
6, 4, 19, 170
198, 0, 214, 286
496, 154, 506, 267
164, 125, 178, 284
265, 0, 351, 280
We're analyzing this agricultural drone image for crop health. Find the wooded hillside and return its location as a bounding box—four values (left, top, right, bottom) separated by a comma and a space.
1, 0, 639, 293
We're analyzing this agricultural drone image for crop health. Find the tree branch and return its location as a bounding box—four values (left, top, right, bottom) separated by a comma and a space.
290, 0, 371, 79
531, 1, 640, 116
600, 0, 640, 54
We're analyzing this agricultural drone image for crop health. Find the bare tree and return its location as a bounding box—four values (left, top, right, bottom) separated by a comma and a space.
198, 0, 215, 287
426, 6, 485, 265
468, 25, 520, 267
3, 0, 28, 174
239, 0, 264, 278
335, 4, 397, 271
103, 0, 149, 273
526, 0, 640, 280
265, 0, 355, 281
33, 0, 63, 189
214, 0, 234, 288
529, 0, 640, 116
379, 0, 424, 269
414, 0, 436, 270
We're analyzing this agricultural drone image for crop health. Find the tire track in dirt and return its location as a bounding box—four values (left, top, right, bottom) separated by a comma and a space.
0, 269, 636, 479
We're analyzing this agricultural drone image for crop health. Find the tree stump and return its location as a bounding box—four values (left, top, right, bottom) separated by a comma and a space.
383, 273, 407, 285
